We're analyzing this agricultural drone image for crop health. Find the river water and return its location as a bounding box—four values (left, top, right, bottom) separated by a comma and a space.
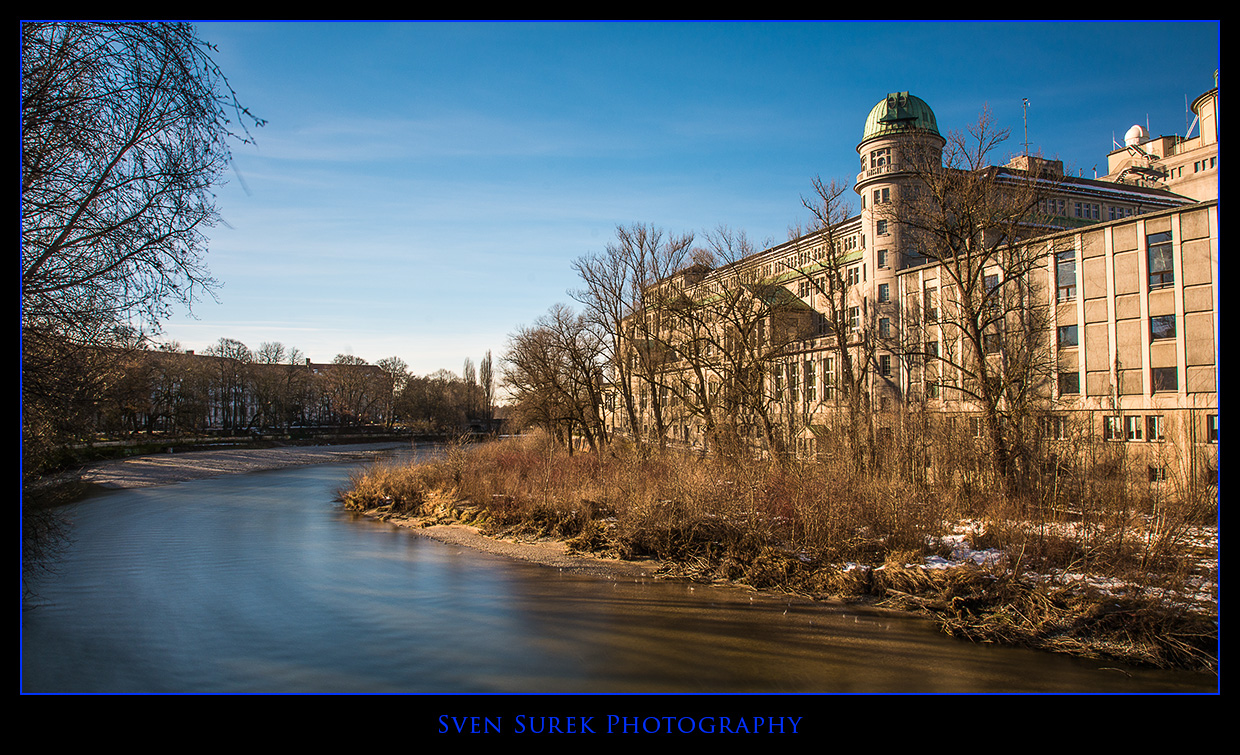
20, 451, 1215, 694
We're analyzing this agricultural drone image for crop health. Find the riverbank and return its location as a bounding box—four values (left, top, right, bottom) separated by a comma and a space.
340, 434, 1219, 675
382, 515, 664, 581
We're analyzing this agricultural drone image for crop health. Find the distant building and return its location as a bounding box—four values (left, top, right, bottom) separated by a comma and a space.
94, 349, 394, 434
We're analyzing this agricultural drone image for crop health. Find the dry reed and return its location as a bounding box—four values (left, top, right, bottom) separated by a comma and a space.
338, 431, 1217, 672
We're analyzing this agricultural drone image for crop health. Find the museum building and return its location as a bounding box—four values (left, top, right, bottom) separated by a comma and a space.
614, 75, 1218, 482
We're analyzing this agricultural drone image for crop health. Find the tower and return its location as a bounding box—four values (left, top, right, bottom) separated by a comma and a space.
855, 92, 945, 278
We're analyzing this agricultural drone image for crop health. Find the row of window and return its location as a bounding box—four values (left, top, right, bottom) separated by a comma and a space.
1105, 415, 1167, 442
1032, 413, 1217, 445
773, 351, 918, 399
1193, 156, 1217, 173
1055, 231, 1178, 303
1102, 413, 1219, 443
1040, 198, 1137, 221
1056, 315, 1177, 349
774, 358, 836, 403
1059, 366, 1179, 395
1075, 202, 1100, 220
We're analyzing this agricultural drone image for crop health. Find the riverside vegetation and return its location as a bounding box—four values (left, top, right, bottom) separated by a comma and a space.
342, 431, 1218, 675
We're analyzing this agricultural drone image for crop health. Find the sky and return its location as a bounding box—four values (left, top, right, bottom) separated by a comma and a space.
157, 21, 1219, 378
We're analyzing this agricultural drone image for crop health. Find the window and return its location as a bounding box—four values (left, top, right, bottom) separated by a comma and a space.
877, 249, 889, 269
923, 287, 937, 321
876, 219, 889, 236
985, 274, 1001, 312
849, 306, 861, 332
847, 266, 860, 287
1104, 416, 1123, 441
1148, 465, 1168, 482
804, 360, 815, 402
925, 340, 939, 359
879, 354, 892, 377
773, 365, 783, 400
1146, 415, 1164, 442
879, 317, 891, 338
798, 280, 812, 298
927, 382, 939, 399
1152, 366, 1178, 392
1042, 415, 1068, 440
878, 283, 890, 302
823, 357, 835, 400
1150, 315, 1176, 341
1057, 324, 1078, 348
1147, 231, 1174, 289
1056, 250, 1077, 302
1041, 197, 1065, 216
984, 332, 1002, 353
1207, 414, 1218, 443
870, 148, 890, 169
1074, 201, 1100, 220
1058, 371, 1080, 395
1125, 415, 1143, 441
970, 417, 983, 438
787, 363, 798, 403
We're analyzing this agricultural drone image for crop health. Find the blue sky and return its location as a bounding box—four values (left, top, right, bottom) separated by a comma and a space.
159, 21, 1219, 377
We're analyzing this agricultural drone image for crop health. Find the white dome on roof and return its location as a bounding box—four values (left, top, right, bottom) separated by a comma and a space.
1124, 123, 1148, 147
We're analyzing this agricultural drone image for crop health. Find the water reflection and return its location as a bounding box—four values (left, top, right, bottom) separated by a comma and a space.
21, 454, 1215, 693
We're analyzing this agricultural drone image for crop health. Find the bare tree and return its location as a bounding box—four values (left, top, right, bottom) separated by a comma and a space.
249, 341, 313, 431
571, 223, 693, 449
204, 337, 253, 431
324, 354, 386, 426
478, 350, 495, 427
377, 356, 410, 430
881, 107, 1064, 490
786, 176, 878, 470
21, 22, 262, 336
462, 357, 477, 418
656, 226, 812, 460
503, 305, 607, 452
396, 371, 469, 433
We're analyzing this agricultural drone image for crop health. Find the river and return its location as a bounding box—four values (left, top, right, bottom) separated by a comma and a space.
20, 449, 1216, 693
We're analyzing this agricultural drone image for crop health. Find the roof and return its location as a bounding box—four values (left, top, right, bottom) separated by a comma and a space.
861, 92, 941, 144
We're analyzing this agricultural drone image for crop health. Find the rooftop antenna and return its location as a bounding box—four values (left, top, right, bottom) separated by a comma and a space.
1185, 93, 1200, 139
1022, 98, 1031, 155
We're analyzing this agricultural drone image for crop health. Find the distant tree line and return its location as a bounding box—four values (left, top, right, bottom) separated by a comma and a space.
84, 339, 497, 438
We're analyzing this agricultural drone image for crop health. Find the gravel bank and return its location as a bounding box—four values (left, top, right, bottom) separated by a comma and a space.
81, 442, 408, 489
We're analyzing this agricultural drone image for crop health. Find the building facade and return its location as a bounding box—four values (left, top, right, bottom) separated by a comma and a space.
610, 79, 1218, 482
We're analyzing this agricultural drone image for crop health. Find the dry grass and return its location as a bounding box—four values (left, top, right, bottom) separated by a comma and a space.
339, 431, 1217, 673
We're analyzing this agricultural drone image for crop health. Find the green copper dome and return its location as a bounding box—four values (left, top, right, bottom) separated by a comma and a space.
861, 92, 940, 143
